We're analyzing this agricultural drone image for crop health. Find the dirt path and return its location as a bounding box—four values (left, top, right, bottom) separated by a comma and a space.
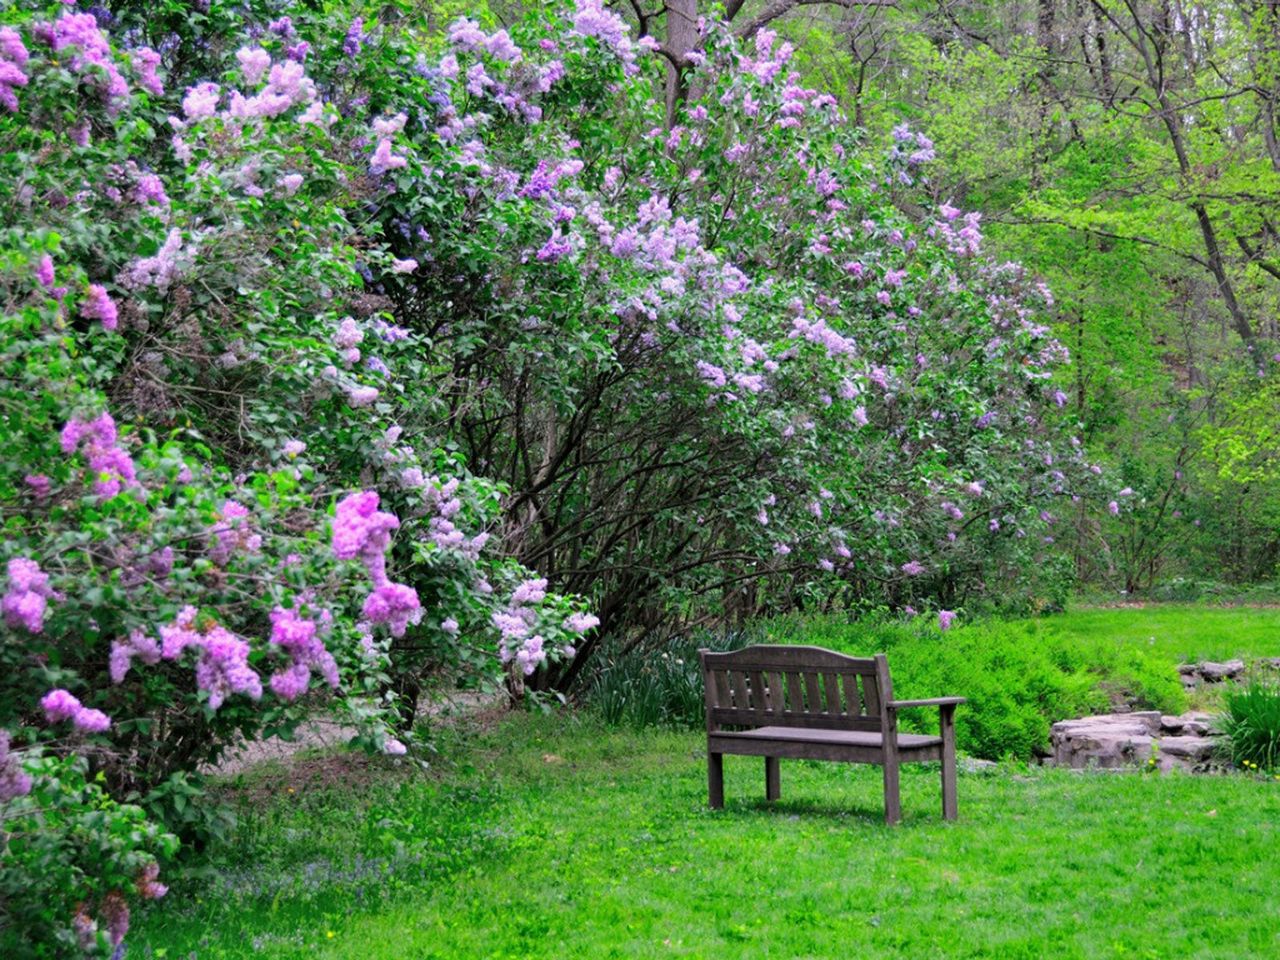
205, 690, 502, 776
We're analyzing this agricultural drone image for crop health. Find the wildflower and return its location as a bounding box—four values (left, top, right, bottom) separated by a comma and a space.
938, 610, 956, 631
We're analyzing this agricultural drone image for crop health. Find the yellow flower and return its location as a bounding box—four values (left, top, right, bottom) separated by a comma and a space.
326, 931, 335, 939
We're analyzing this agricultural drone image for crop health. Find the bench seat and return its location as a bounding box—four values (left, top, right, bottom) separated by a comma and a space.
710, 726, 944, 764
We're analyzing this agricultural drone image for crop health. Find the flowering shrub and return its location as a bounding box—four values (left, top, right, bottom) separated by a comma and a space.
0, 1, 591, 951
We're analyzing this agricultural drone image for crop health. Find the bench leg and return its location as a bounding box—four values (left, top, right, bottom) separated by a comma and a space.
941, 708, 958, 821
882, 757, 901, 825
765, 756, 780, 802
708, 751, 724, 809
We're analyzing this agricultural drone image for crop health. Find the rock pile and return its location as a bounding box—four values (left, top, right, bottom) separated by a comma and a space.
1049, 710, 1219, 772
1177, 657, 1280, 689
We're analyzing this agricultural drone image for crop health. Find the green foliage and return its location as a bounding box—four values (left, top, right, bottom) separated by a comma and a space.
1219, 679, 1280, 771
0, 753, 178, 958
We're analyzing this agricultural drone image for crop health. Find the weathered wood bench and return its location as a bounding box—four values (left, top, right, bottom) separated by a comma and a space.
699, 644, 965, 824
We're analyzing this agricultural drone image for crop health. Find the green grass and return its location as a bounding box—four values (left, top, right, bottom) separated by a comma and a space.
136, 713, 1280, 960
1040, 603, 1280, 663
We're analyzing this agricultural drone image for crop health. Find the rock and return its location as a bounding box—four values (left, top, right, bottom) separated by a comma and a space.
1160, 715, 1185, 734
1050, 713, 1160, 769
1158, 736, 1217, 762
960, 757, 998, 774
1199, 659, 1245, 682
1182, 720, 1213, 737
1177, 663, 1200, 676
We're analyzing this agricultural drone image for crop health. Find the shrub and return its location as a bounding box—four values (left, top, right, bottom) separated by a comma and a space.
0, 749, 177, 958
1218, 680, 1280, 771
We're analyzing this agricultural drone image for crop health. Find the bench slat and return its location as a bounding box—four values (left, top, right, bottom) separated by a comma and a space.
844, 672, 863, 717
784, 671, 803, 716
803, 672, 823, 714
822, 673, 841, 716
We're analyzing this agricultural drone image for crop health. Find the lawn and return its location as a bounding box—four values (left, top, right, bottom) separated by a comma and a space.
133, 605, 1280, 959
136, 714, 1280, 960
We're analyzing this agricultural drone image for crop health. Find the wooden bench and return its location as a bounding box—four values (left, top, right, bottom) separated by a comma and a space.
699, 644, 965, 824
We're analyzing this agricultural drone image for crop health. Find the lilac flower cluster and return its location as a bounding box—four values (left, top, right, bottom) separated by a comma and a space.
153, 606, 263, 709
332, 492, 421, 637
0, 731, 32, 802
60, 410, 138, 499
267, 606, 339, 701
35, 13, 129, 110
2, 557, 61, 633
207, 500, 262, 565
81, 283, 119, 330
41, 688, 111, 732
0, 26, 29, 112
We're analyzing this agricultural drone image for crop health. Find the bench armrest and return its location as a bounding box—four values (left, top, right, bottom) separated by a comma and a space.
888, 697, 966, 709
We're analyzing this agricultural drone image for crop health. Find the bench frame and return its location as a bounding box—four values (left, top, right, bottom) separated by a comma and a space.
699, 644, 965, 824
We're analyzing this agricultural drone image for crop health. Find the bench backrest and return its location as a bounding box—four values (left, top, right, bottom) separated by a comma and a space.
699, 644, 894, 733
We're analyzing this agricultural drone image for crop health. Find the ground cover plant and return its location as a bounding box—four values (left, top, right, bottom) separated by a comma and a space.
132, 713, 1280, 960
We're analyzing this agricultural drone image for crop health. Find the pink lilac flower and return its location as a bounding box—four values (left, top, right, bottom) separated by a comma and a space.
267, 606, 339, 700
40, 689, 111, 732
193, 625, 262, 709
564, 612, 600, 633
3, 558, 61, 633
372, 112, 406, 136
73, 707, 110, 732
511, 578, 547, 605
35, 255, 54, 289
41, 688, 82, 723
41, 13, 129, 109
133, 47, 163, 95
1108, 500, 1120, 515
136, 862, 168, 900
938, 610, 956, 631
384, 737, 408, 756
24, 474, 51, 499
390, 258, 418, 274
81, 283, 118, 331
280, 173, 304, 195
0, 28, 29, 112
207, 500, 261, 565
901, 560, 925, 576
362, 583, 422, 637
370, 139, 407, 175
119, 228, 189, 292
236, 46, 271, 85
109, 628, 161, 684
182, 82, 221, 119
283, 438, 305, 457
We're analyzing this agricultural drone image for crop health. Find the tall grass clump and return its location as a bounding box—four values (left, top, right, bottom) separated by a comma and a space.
1219, 680, 1280, 771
